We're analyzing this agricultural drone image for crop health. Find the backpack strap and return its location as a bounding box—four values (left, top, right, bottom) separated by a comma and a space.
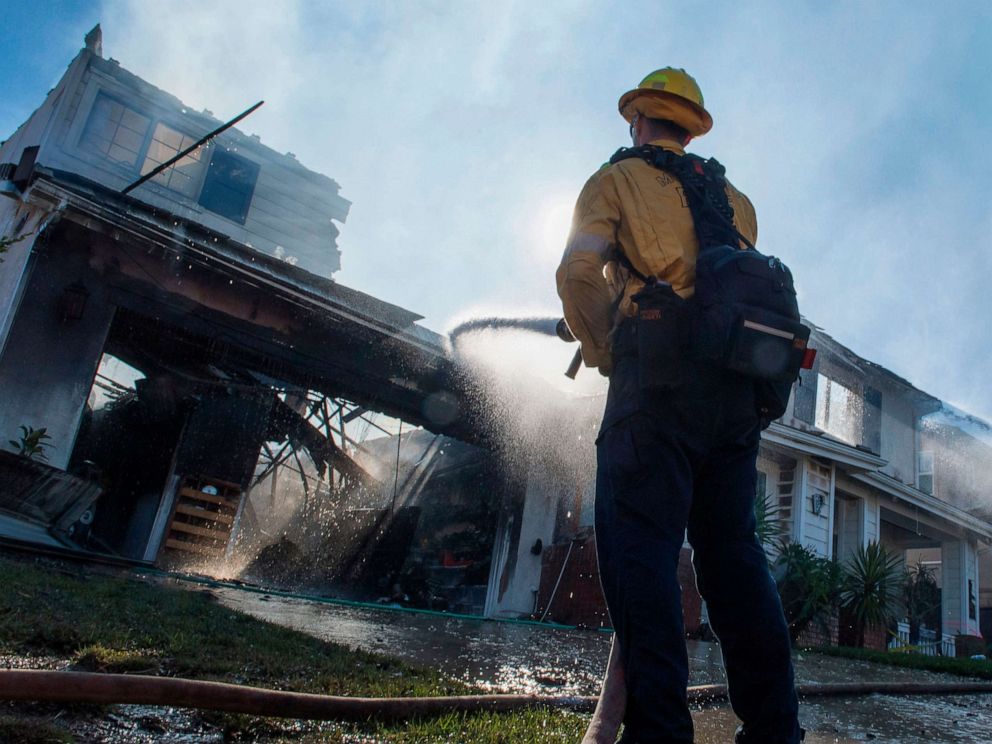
608, 146, 755, 252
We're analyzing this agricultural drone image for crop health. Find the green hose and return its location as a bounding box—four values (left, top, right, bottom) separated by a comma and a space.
147, 567, 611, 632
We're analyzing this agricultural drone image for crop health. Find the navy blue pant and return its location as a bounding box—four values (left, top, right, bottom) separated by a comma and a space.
595, 352, 801, 744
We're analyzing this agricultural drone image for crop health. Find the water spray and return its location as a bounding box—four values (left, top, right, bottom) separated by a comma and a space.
448, 316, 583, 378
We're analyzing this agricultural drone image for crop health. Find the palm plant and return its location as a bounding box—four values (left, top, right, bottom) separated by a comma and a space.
774, 542, 842, 645
754, 491, 784, 551
0, 229, 35, 263
840, 541, 904, 648
8, 425, 52, 461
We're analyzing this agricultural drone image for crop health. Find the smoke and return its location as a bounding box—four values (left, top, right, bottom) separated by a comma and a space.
919, 407, 992, 513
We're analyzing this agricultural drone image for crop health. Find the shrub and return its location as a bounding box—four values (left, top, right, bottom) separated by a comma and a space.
774, 542, 841, 645
839, 541, 904, 648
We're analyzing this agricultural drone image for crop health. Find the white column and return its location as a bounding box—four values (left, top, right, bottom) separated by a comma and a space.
826, 464, 836, 560
796, 456, 808, 546
941, 538, 964, 638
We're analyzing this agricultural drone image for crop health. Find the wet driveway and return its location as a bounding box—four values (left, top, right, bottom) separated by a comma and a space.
215, 587, 992, 743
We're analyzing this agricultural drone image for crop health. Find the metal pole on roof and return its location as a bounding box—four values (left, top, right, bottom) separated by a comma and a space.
120, 100, 265, 196
390, 421, 403, 514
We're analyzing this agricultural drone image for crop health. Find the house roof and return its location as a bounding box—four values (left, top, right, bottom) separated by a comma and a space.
922, 403, 992, 450
28, 165, 437, 345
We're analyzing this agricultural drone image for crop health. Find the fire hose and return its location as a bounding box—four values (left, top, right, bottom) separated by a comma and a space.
448, 316, 582, 378
1, 670, 992, 721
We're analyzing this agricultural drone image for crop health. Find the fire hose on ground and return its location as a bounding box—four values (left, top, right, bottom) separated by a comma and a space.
1, 670, 992, 721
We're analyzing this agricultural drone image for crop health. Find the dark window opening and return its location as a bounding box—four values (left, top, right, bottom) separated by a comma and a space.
198, 149, 259, 224
862, 386, 883, 454
792, 365, 817, 424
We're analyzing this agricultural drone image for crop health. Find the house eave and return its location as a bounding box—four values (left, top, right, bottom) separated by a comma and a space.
761, 422, 887, 471
21, 168, 446, 358
850, 471, 992, 543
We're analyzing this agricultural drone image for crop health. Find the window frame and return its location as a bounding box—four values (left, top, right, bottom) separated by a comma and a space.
197, 147, 260, 225
139, 121, 213, 200
78, 91, 154, 171
814, 373, 861, 446
76, 87, 260, 224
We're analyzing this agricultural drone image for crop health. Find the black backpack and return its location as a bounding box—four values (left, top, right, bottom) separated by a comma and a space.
609, 145, 814, 421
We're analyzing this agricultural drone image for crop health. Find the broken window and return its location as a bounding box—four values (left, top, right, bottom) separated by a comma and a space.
815, 373, 859, 445
917, 451, 934, 495
140, 122, 210, 199
80, 93, 151, 167
198, 148, 259, 224
862, 385, 883, 455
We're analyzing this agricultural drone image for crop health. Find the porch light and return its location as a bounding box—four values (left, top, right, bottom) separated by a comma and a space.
810, 491, 825, 516
59, 281, 90, 322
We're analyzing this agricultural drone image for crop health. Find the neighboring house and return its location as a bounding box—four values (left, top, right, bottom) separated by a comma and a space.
500, 324, 990, 650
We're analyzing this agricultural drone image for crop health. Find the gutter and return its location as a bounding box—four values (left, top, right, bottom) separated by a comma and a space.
762, 422, 888, 471
850, 471, 992, 543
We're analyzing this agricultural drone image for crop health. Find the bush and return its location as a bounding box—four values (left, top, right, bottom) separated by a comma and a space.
774, 542, 841, 645
839, 541, 903, 648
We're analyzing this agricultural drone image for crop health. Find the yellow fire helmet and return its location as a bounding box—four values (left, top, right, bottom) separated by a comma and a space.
618, 67, 713, 137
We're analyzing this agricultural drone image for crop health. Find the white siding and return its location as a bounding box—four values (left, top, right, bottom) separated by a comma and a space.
966, 540, 981, 636
485, 472, 558, 619
835, 496, 864, 566
776, 463, 798, 540
801, 458, 831, 557
864, 494, 880, 543
878, 381, 916, 486
756, 454, 782, 558
942, 539, 964, 636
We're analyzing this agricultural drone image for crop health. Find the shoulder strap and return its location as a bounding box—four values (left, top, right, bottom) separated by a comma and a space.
609, 146, 754, 252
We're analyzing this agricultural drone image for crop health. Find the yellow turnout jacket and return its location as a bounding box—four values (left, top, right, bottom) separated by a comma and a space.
556, 137, 758, 375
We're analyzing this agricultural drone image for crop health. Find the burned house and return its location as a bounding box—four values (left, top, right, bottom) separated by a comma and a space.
0, 28, 485, 592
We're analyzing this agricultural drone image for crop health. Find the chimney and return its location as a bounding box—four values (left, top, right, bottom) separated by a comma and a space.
84, 24, 103, 58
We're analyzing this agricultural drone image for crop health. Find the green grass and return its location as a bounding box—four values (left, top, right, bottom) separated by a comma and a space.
813, 645, 992, 679
0, 555, 588, 741
0, 715, 73, 744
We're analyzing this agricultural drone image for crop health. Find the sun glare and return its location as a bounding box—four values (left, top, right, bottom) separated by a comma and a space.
538, 199, 575, 263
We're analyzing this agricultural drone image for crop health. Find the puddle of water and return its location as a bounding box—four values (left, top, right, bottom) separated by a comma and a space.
798, 693, 992, 744
216, 589, 613, 695
215, 587, 992, 743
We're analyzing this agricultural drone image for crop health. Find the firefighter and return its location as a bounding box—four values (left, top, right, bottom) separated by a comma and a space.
557, 69, 803, 743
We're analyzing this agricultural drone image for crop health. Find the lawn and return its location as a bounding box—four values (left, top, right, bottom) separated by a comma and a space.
0, 553, 587, 742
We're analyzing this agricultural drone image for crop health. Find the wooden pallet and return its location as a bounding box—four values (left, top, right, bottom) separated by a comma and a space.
161, 477, 242, 561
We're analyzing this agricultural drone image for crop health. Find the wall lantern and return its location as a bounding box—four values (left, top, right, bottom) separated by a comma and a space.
59, 281, 90, 322
810, 491, 826, 516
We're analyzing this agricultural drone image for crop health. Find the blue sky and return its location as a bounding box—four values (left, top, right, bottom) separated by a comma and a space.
2, 1, 992, 420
